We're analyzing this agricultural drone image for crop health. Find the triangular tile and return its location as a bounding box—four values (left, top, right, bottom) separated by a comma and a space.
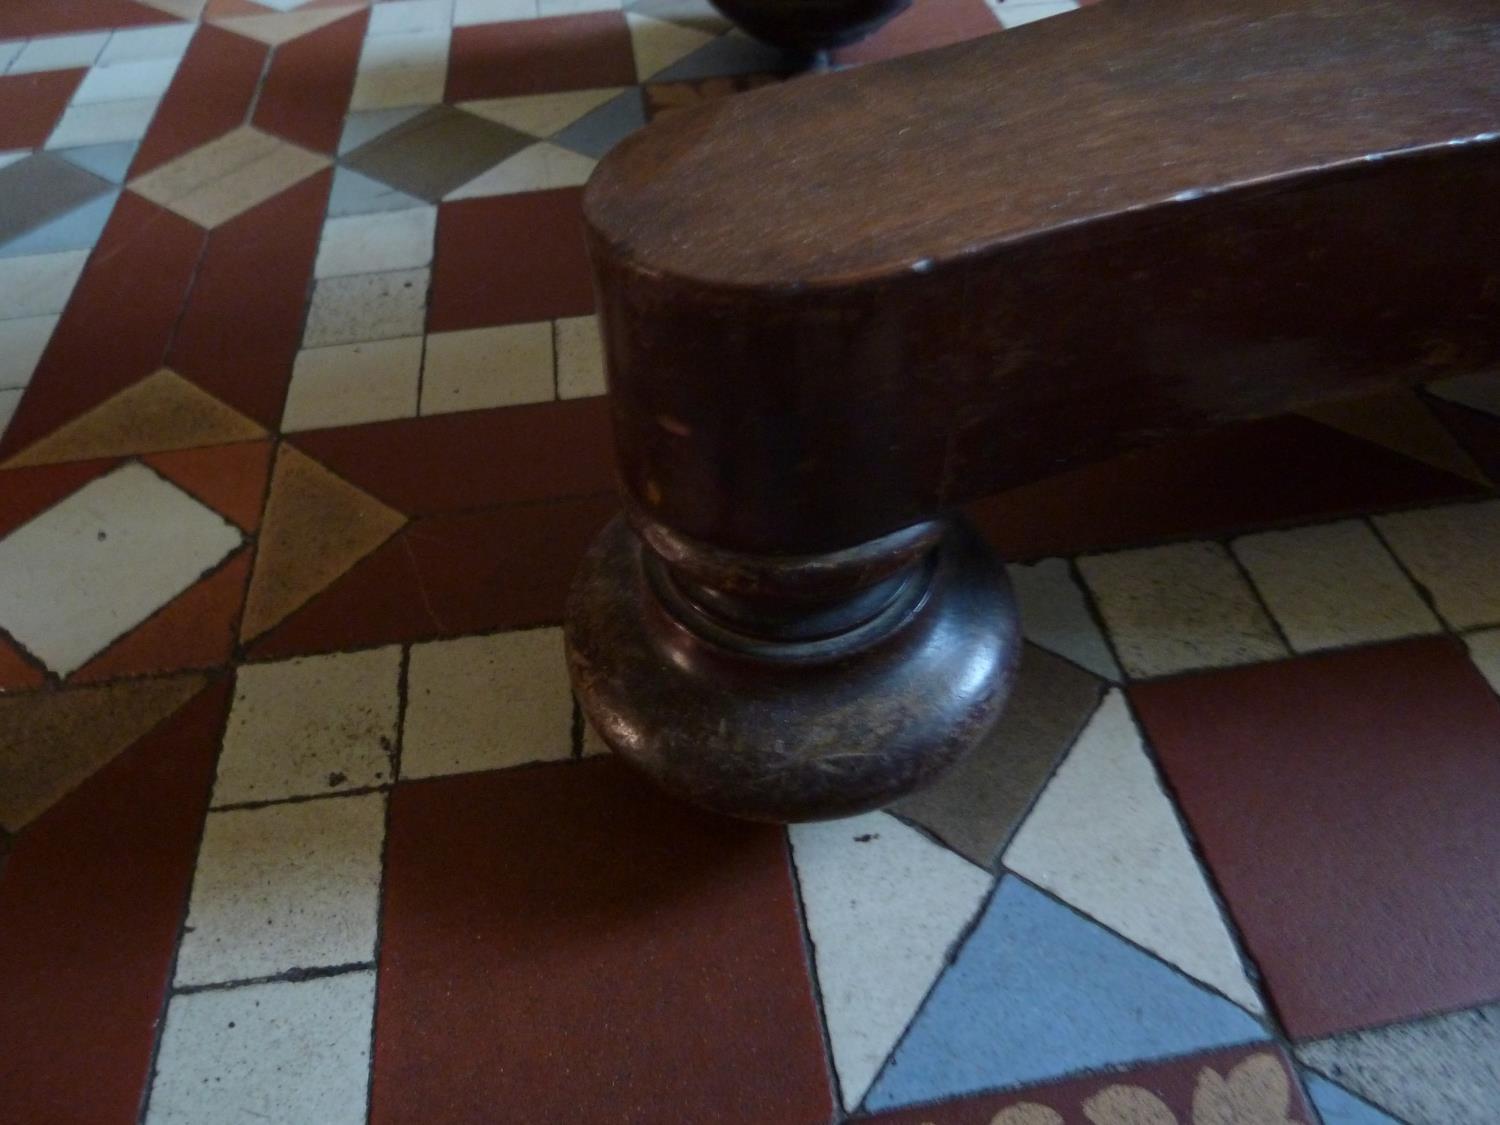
0, 189, 121, 259
551, 88, 648, 158
326, 166, 427, 217
460, 88, 626, 139
1428, 370, 1500, 420
1004, 691, 1262, 1012
1302, 390, 1488, 485
71, 550, 250, 683
211, 4, 361, 45
652, 26, 788, 81
240, 444, 406, 641
1008, 557, 1122, 681
1302, 1072, 1404, 1125
3, 369, 268, 469
0, 673, 206, 831
0, 634, 46, 693
445, 142, 597, 200
337, 107, 427, 156
144, 439, 273, 531
0, 457, 121, 538
625, 0, 729, 36
626, 12, 719, 80
789, 812, 992, 1110
864, 878, 1266, 1113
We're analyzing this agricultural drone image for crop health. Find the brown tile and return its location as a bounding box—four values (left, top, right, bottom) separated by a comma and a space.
429, 188, 593, 331
0, 194, 205, 461
0, 672, 205, 831
251, 8, 368, 152
0, 678, 227, 1125
341, 106, 532, 203
967, 415, 1485, 560
129, 23, 268, 178
144, 439, 273, 531
446, 12, 638, 102
0, 152, 110, 245
832, 0, 1000, 65
895, 643, 1105, 868
0, 634, 45, 693
288, 397, 614, 516
241, 445, 406, 641
0, 0, 178, 38
248, 492, 617, 658
1131, 637, 1500, 1040
371, 756, 834, 1124
167, 169, 331, 427
71, 549, 250, 683
3, 369, 266, 468
0, 457, 120, 538
863, 1043, 1312, 1124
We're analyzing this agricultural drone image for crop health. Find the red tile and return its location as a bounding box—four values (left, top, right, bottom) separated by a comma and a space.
0, 194, 205, 461
129, 23, 267, 179
288, 398, 614, 516
967, 415, 1484, 560
248, 493, 617, 658
0, 457, 120, 538
0, 679, 228, 1124
0, 634, 46, 693
0, 1, 175, 38
144, 439, 274, 531
0, 69, 86, 150
429, 189, 594, 331
833, 0, 1000, 65
446, 12, 637, 102
202, 0, 271, 14
252, 8, 369, 154
168, 170, 331, 428
71, 551, 251, 684
864, 1043, 1312, 1123
1131, 637, 1500, 1040
372, 757, 834, 1125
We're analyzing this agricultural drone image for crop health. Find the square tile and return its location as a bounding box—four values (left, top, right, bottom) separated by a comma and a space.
0, 151, 113, 247
175, 793, 386, 986
554, 312, 604, 398
1233, 519, 1440, 652
146, 973, 375, 1125
282, 336, 424, 430
1131, 637, 1500, 1039
420, 321, 554, 414
447, 11, 637, 101
402, 627, 572, 777
0, 315, 59, 389
0, 248, 88, 320
1078, 540, 1288, 678
1374, 501, 1500, 628
214, 647, 402, 806
342, 104, 531, 201
368, 0, 455, 36
302, 266, 429, 347
370, 757, 834, 1122
314, 205, 436, 278
46, 96, 161, 148
349, 28, 450, 111
0, 463, 242, 676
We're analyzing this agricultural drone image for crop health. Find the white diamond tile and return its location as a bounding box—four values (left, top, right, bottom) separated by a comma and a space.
72, 55, 181, 104
8, 32, 109, 74
46, 96, 161, 148
0, 315, 59, 390
0, 250, 88, 321
98, 23, 196, 65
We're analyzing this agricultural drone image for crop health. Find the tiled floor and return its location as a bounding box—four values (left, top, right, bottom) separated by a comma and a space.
0, 0, 1496, 1122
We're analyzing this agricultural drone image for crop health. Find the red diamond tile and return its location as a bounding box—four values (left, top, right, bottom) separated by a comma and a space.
247, 493, 617, 659
144, 439, 274, 532
429, 189, 594, 331
0, 679, 228, 1123
0, 634, 46, 693
833, 0, 1000, 66
0, 1, 176, 39
0, 457, 120, 538
0, 69, 86, 150
446, 11, 637, 102
371, 757, 834, 1124
252, 8, 369, 155
1131, 637, 1500, 1040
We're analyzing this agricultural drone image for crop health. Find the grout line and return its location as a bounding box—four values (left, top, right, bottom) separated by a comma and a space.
781, 826, 846, 1123
1223, 535, 1297, 657
171, 960, 377, 997
209, 782, 392, 814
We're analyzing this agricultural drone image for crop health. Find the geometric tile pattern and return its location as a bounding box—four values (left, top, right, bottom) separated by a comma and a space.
2, 0, 1499, 1122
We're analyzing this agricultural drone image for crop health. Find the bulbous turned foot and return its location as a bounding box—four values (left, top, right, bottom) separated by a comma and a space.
709, 0, 911, 52
564, 514, 1020, 822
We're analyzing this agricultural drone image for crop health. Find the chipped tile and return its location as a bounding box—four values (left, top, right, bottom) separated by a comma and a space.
314, 205, 436, 278
420, 321, 554, 414
1375, 501, 1500, 628
1007, 557, 1121, 679
282, 336, 423, 431
302, 266, 429, 347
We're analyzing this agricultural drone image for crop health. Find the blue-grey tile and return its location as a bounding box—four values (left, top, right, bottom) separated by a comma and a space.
654, 30, 791, 81
56, 141, 139, 185
326, 167, 426, 218
864, 877, 1266, 1112
1303, 1073, 1403, 1125
1, 189, 119, 257
0, 153, 112, 247
338, 107, 427, 157
551, 89, 647, 159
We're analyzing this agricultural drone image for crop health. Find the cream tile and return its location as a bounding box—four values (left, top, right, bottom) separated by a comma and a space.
282, 336, 423, 431
302, 267, 429, 347
147, 973, 375, 1125
358, 27, 451, 70
8, 32, 108, 74
315, 205, 436, 278
369, 0, 455, 35
1233, 520, 1440, 652
555, 314, 605, 399
0, 314, 58, 389
175, 793, 386, 986
0, 41, 24, 73
214, 648, 402, 806
0, 462, 242, 675
445, 141, 596, 199
98, 23, 196, 65
402, 628, 573, 778
0, 249, 88, 321
420, 322, 553, 414
130, 126, 281, 203
1007, 557, 1121, 680
453, 0, 537, 25
349, 61, 448, 111
1467, 629, 1500, 698
72, 56, 181, 104
626, 13, 716, 80
1375, 501, 1500, 629
1078, 541, 1288, 678
46, 97, 160, 148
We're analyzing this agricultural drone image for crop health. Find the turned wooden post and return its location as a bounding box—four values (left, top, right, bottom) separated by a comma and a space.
566, 0, 1500, 821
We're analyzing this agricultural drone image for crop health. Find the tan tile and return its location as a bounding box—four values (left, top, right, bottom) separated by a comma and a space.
402, 628, 572, 778
1078, 541, 1288, 678
240, 446, 406, 641
214, 647, 402, 806
303, 268, 429, 348
1375, 501, 1500, 629
0, 674, 205, 831
460, 87, 623, 136
1301, 390, 1487, 484
626, 12, 716, 80
420, 322, 553, 415
129, 126, 330, 229
282, 337, 423, 432
3, 369, 267, 468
